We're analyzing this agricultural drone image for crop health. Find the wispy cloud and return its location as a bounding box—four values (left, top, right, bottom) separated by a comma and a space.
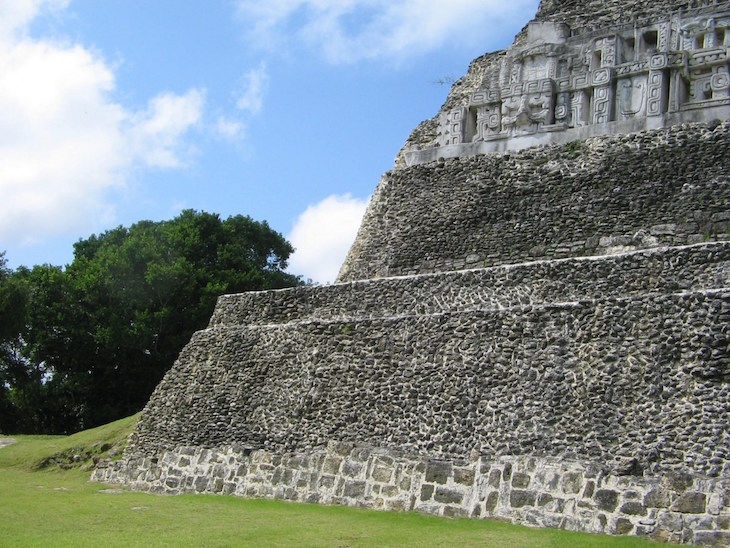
129, 89, 205, 168
287, 194, 368, 284
0, 0, 69, 43
235, 0, 538, 63
236, 62, 269, 114
214, 116, 245, 141
212, 62, 268, 144
0, 2, 204, 250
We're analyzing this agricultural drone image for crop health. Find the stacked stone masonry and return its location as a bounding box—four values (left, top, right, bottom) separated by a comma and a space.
215, 243, 730, 328
341, 122, 730, 283
97, 242, 730, 545
536, 0, 725, 33
97, 1, 730, 545
96, 444, 729, 545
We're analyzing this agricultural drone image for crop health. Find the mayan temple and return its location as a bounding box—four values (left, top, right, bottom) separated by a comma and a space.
94, 1, 730, 544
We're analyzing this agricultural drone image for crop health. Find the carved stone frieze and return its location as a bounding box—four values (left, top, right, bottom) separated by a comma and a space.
428, 6, 730, 161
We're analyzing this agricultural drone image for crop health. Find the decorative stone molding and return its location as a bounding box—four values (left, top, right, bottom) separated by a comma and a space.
409, 6, 730, 166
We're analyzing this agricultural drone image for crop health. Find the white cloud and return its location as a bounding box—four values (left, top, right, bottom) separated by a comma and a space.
0, 3, 204, 251
129, 89, 205, 168
209, 63, 267, 144
236, 62, 268, 114
0, 0, 68, 43
287, 194, 368, 284
235, 0, 537, 63
214, 116, 245, 141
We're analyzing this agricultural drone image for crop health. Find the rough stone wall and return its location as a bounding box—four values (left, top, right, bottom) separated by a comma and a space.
96, 242, 730, 544
213, 243, 729, 328
111, 254, 730, 474
341, 122, 730, 282
114, 244, 729, 467
536, 0, 720, 31
94, 445, 730, 545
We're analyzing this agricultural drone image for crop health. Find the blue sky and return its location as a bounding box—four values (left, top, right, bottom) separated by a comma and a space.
1, 0, 539, 283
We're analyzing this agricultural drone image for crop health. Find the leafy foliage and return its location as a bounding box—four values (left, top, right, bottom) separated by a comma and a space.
0, 211, 301, 433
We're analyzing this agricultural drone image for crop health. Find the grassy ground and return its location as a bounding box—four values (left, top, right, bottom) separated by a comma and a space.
0, 419, 675, 547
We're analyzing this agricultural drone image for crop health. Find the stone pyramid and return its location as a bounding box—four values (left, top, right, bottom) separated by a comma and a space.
95, 1, 730, 544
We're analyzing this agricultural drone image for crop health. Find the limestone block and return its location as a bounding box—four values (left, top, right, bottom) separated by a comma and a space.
510, 490, 537, 508
595, 490, 620, 512
434, 487, 464, 505
674, 492, 708, 514
425, 462, 452, 484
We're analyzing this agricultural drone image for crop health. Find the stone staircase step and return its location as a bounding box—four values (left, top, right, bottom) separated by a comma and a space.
210, 242, 729, 328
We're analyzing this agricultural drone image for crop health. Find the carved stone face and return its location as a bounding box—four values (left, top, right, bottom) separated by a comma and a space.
475, 105, 502, 140
617, 76, 647, 119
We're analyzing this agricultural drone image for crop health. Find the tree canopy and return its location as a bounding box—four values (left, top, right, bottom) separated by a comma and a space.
0, 210, 301, 433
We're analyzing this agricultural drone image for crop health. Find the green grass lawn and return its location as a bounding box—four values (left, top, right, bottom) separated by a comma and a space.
0, 419, 674, 547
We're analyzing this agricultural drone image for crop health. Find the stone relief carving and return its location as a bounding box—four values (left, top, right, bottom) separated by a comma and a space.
438, 7, 730, 148
617, 77, 647, 119
499, 80, 554, 135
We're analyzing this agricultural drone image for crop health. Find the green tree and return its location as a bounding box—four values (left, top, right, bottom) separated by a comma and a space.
5, 265, 76, 433
0, 252, 28, 432
2, 211, 301, 433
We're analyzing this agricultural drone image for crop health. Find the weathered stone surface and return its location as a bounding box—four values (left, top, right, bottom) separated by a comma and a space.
485, 491, 499, 513
512, 472, 531, 489
665, 472, 696, 493
95, 241, 730, 544
94, 445, 730, 545
620, 501, 647, 517
595, 490, 620, 512
371, 465, 393, 483
562, 472, 583, 495
692, 531, 730, 547
645, 489, 672, 509
454, 468, 475, 486
343, 481, 366, 499
434, 487, 464, 505
425, 462, 451, 485
122, 263, 730, 479
394, 0, 730, 168
420, 484, 434, 501
674, 493, 708, 514
510, 490, 537, 508
341, 124, 730, 282
615, 518, 635, 535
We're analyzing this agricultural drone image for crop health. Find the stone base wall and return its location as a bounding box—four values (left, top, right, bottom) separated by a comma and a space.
126, 270, 730, 477
94, 443, 730, 546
